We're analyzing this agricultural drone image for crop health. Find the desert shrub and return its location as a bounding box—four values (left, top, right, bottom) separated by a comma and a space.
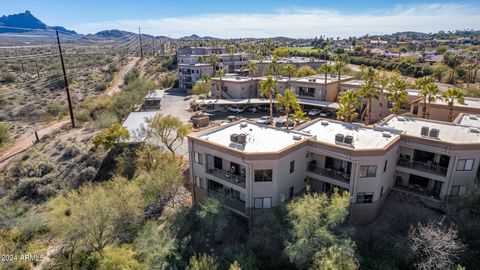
0, 122, 11, 147
15, 212, 47, 241
45, 73, 67, 90
94, 111, 118, 129
61, 145, 80, 160
13, 176, 55, 202
75, 108, 91, 123
94, 81, 108, 92
98, 245, 145, 270
0, 72, 16, 83
71, 166, 97, 188
124, 67, 140, 85
44, 102, 67, 120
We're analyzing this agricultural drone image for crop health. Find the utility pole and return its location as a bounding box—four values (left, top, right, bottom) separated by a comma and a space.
55, 29, 75, 128
35, 61, 40, 78
138, 27, 144, 59
20, 60, 25, 73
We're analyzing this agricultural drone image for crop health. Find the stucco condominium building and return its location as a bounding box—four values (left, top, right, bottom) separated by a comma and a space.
409, 96, 480, 122
188, 115, 480, 223
177, 46, 249, 90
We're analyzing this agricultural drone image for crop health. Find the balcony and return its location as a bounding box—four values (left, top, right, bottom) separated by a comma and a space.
397, 159, 447, 177
225, 198, 246, 213
307, 165, 350, 184
207, 167, 246, 189
393, 184, 441, 201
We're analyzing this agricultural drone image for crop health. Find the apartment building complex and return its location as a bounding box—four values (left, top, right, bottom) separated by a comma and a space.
410, 96, 480, 122
188, 116, 480, 223
177, 46, 249, 90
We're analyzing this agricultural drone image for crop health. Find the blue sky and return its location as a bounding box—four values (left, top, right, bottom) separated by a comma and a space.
2, 0, 480, 37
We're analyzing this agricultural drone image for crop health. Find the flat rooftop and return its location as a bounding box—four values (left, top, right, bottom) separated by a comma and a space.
178, 63, 212, 67
379, 115, 480, 144
198, 122, 310, 153
213, 76, 251, 83
456, 114, 480, 128
294, 74, 353, 84
122, 111, 158, 142
428, 97, 480, 110
144, 89, 165, 100
298, 120, 399, 150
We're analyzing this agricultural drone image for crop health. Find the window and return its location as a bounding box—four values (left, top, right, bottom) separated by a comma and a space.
359, 165, 377, 178
193, 152, 203, 165
457, 159, 474, 171
450, 185, 460, 196
383, 160, 388, 172
254, 197, 272, 208
194, 176, 205, 189
255, 169, 273, 182
290, 160, 295, 174
356, 192, 373, 204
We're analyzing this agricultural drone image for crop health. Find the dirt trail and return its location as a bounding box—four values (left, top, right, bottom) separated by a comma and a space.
106, 57, 140, 96
0, 120, 70, 173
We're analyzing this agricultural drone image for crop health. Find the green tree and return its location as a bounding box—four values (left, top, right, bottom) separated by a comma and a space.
336, 90, 361, 123
273, 47, 289, 58
290, 109, 310, 126
443, 52, 463, 84
192, 81, 211, 99
284, 190, 355, 269
295, 66, 317, 77
48, 177, 144, 254
200, 72, 211, 83
214, 69, 226, 98
259, 76, 278, 126
311, 244, 359, 270
318, 63, 333, 100
387, 74, 408, 115
98, 245, 146, 270
134, 220, 180, 269
92, 123, 129, 151
334, 56, 349, 100
282, 63, 297, 87
144, 115, 191, 155
275, 88, 300, 129
186, 254, 218, 270
442, 87, 465, 122
359, 66, 380, 125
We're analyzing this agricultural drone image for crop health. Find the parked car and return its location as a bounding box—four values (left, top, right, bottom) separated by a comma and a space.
227, 106, 245, 113
258, 105, 270, 112
320, 111, 334, 117
275, 119, 295, 128
183, 95, 192, 101
225, 115, 241, 122
247, 106, 259, 113
308, 109, 321, 116
256, 116, 272, 125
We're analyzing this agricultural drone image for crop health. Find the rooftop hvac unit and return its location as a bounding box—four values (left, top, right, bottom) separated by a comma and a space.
230, 133, 239, 143
321, 120, 329, 126
421, 126, 430, 136
240, 122, 248, 128
469, 116, 478, 120
429, 128, 440, 138
397, 117, 406, 121
469, 127, 480, 133
344, 135, 354, 144
335, 133, 344, 143
292, 134, 302, 140
382, 132, 392, 138
237, 133, 248, 144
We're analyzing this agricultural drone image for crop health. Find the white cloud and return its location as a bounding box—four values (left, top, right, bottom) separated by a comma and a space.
72, 3, 480, 38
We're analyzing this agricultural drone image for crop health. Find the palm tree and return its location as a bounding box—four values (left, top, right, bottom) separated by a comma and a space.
214, 70, 226, 98
375, 67, 389, 120
241, 61, 259, 97
360, 66, 380, 125
276, 88, 300, 129
337, 89, 361, 123
318, 63, 333, 100
443, 52, 462, 84
282, 64, 296, 88
387, 74, 408, 115
333, 56, 348, 101
442, 87, 465, 122
208, 55, 220, 75
290, 110, 309, 127
260, 76, 278, 126
424, 83, 441, 119
200, 72, 211, 83
415, 76, 436, 118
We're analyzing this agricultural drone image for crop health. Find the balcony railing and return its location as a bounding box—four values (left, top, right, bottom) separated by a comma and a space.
207, 168, 246, 189
225, 198, 246, 213
393, 184, 441, 200
397, 159, 448, 176
307, 165, 350, 183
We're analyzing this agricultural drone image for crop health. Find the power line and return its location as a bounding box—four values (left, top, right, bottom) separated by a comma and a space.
56, 29, 75, 128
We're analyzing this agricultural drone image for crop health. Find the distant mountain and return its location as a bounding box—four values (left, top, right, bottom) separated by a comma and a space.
178, 34, 220, 41
0, 10, 76, 34
94, 29, 134, 39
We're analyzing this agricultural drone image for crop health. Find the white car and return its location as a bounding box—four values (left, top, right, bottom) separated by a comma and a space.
308, 109, 321, 116
227, 106, 245, 113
